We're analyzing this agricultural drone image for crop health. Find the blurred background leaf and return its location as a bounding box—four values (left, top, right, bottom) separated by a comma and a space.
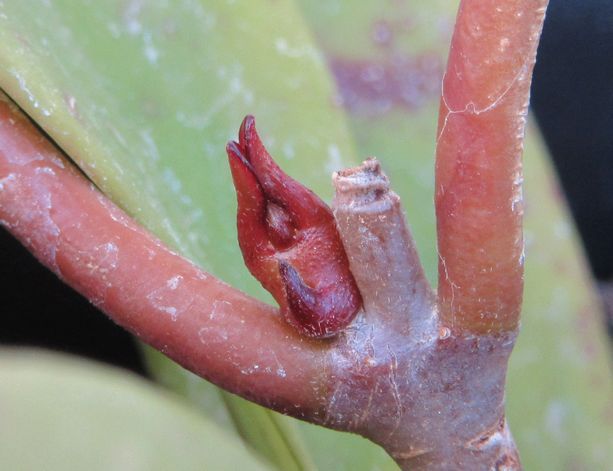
0, 0, 610, 470
0, 348, 270, 471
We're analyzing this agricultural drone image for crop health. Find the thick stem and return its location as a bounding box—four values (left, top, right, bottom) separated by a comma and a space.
0, 92, 328, 416
332, 158, 435, 336
396, 416, 520, 471
329, 162, 521, 469
435, 0, 548, 334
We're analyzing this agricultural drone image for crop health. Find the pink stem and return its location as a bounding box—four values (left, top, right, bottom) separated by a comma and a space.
0, 93, 327, 416
435, 0, 548, 334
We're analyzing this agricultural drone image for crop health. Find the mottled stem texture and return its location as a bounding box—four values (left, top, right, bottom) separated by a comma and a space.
0, 0, 547, 469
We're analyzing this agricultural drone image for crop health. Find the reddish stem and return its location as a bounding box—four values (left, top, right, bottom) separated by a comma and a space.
436, 0, 549, 334
0, 94, 327, 416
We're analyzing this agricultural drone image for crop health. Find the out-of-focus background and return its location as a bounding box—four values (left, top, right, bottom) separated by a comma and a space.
530, 0, 613, 335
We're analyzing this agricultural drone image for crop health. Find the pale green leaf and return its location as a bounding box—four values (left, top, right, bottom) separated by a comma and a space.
0, 348, 270, 471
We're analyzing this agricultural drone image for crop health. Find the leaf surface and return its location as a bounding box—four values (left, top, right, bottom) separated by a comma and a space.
0, 348, 270, 471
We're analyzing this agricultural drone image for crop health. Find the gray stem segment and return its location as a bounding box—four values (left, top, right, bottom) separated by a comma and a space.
332, 158, 436, 336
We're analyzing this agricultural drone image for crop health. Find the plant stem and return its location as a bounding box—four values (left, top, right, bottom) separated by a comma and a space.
0, 92, 328, 417
333, 158, 435, 335
436, 0, 549, 334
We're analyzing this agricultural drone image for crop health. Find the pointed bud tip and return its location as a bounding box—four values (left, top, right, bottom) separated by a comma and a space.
239, 115, 256, 146
225, 140, 240, 156
226, 140, 254, 171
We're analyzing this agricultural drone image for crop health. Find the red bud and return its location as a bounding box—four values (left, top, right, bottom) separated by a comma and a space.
227, 116, 362, 338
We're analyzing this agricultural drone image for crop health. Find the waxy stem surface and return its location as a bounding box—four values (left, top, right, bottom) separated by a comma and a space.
436, 0, 548, 334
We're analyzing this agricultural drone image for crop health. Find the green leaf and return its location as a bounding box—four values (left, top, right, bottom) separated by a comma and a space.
0, 348, 270, 471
